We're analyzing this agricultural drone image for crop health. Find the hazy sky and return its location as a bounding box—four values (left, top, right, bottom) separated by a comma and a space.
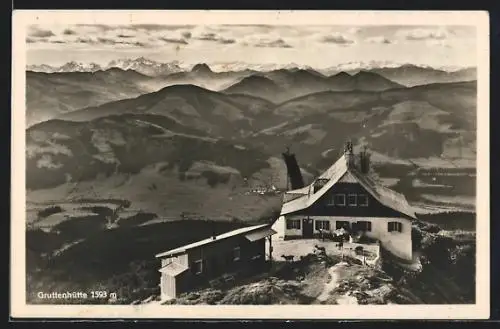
26, 24, 477, 68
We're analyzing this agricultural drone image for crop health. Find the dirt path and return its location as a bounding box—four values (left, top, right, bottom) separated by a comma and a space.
316, 262, 348, 302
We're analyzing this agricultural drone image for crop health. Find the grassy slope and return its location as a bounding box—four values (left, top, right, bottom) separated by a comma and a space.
26, 219, 257, 304
24, 77, 477, 304
26, 69, 164, 127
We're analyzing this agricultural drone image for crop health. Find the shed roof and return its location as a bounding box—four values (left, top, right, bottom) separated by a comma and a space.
245, 227, 277, 242
155, 224, 273, 258
280, 154, 416, 219
158, 262, 189, 276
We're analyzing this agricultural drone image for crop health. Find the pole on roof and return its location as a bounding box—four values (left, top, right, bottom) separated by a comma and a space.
268, 235, 273, 264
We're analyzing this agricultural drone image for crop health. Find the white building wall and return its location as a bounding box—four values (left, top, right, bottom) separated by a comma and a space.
272, 216, 286, 239
283, 215, 412, 261
283, 215, 303, 237
161, 254, 188, 267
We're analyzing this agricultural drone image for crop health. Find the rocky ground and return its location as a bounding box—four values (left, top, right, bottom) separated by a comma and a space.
161, 253, 415, 305
154, 219, 476, 306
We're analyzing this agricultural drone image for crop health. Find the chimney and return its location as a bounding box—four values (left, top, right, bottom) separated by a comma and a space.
344, 140, 355, 168
358, 145, 371, 174
282, 146, 305, 190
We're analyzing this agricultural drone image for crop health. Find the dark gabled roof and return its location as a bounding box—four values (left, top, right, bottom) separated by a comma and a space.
280, 154, 416, 219
155, 224, 275, 258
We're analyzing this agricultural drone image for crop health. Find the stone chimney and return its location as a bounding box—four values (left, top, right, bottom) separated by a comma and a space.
344, 140, 355, 168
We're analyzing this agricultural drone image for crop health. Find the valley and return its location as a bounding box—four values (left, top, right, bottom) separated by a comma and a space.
24, 61, 477, 305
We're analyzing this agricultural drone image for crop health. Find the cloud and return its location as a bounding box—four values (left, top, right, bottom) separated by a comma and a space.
194, 32, 236, 44
219, 38, 235, 44
28, 26, 55, 38
25, 24, 198, 49
117, 33, 135, 38
231, 24, 274, 30
63, 28, 76, 35
196, 32, 218, 41
74, 36, 148, 47
133, 24, 194, 31
401, 28, 448, 41
122, 41, 148, 47
159, 37, 188, 45
365, 36, 393, 44
97, 37, 117, 45
427, 39, 451, 48
347, 27, 361, 34
76, 37, 96, 44
75, 24, 114, 31
321, 33, 354, 45
254, 38, 292, 48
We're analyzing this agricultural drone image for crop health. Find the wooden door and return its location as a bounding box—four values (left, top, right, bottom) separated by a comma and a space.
161, 273, 176, 299
302, 218, 313, 238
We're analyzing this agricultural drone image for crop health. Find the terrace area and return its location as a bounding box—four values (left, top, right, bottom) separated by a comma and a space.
267, 238, 380, 267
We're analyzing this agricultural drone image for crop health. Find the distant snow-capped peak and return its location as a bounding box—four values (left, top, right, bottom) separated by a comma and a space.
319, 61, 472, 74
320, 61, 409, 74
207, 62, 314, 73
26, 58, 473, 75
58, 61, 103, 72
105, 57, 183, 76
27, 61, 103, 73
27, 57, 184, 76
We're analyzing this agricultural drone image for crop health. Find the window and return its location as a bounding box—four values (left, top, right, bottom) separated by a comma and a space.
358, 194, 369, 206
336, 221, 350, 230
233, 247, 241, 261
334, 194, 346, 206
326, 194, 335, 206
313, 179, 329, 193
388, 221, 403, 233
356, 221, 372, 232
315, 220, 330, 231
286, 219, 301, 230
193, 260, 203, 275
347, 194, 357, 206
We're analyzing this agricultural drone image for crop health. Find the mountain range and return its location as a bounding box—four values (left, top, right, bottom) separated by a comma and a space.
27, 57, 476, 85
24, 55, 478, 310
25, 57, 477, 222
27, 57, 184, 76
27, 79, 476, 189
26, 62, 476, 126
25, 68, 167, 127
224, 70, 405, 103
25, 63, 255, 126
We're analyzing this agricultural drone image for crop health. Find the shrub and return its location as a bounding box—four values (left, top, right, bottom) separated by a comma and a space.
421, 234, 456, 270
37, 206, 63, 218
357, 235, 378, 244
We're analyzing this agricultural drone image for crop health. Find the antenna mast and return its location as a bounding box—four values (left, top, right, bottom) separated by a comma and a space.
285, 146, 290, 190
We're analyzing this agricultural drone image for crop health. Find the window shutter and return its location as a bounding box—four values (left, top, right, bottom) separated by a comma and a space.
387, 222, 402, 232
